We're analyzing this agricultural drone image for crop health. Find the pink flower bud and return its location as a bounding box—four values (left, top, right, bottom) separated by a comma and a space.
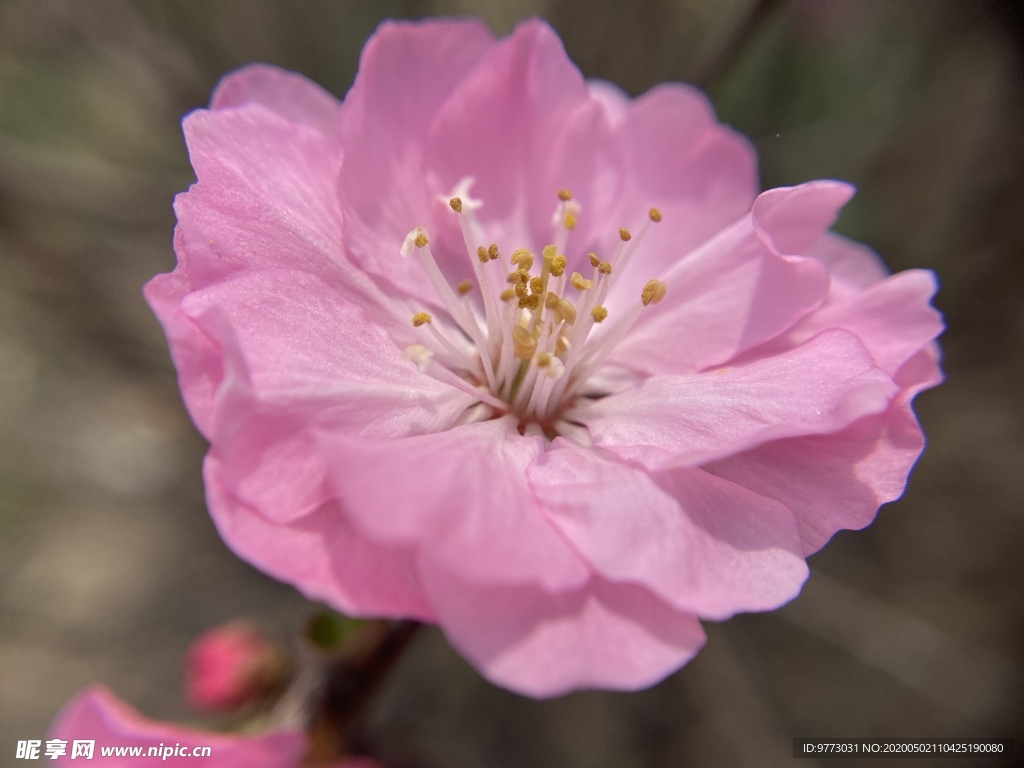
185, 622, 284, 712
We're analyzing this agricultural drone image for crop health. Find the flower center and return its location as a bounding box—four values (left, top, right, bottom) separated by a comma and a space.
400, 184, 666, 439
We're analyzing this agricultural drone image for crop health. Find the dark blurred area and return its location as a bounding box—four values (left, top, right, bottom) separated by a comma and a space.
1, 0, 1022, 766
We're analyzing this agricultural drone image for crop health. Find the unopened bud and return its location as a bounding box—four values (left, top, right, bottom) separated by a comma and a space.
185, 622, 286, 713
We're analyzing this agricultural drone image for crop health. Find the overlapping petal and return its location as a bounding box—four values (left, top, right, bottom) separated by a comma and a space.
774, 268, 943, 376
321, 416, 589, 592
181, 269, 470, 524
211, 63, 342, 141
206, 470, 435, 618
175, 106, 349, 287
604, 83, 758, 278
337, 19, 495, 302
607, 182, 846, 375
532, 441, 808, 619
707, 347, 942, 554
424, 21, 595, 247
419, 568, 706, 698
579, 329, 898, 468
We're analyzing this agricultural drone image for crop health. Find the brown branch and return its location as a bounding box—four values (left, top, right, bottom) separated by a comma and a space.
304, 620, 422, 765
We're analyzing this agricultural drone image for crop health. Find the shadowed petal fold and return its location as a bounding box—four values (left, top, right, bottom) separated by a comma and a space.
321, 416, 590, 592
532, 442, 807, 619
580, 330, 897, 468
419, 569, 706, 698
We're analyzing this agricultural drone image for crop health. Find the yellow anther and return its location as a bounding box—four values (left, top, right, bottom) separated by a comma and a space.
555, 297, 578, 326
641, 279, 668, 306
511, 249, 535, 270
591, 306, 608, 323
535, 352, 553, 367
449, 197, 463, 213
598, 261, 613, 275
555, 333, 571, 355
514, 282, 529, 298
550, 254, 567, 277
557, 189, 573, 201
542, 244, 559, 260
588, 252, 600, 268
513, 325, 537, 359
488, 243, 500, 261
564, 211, 578, 230
529, 277, 544, 295
619, 227, 632, 242
414, 232, 429, 248
545, 292, 560, 309
521, 293, 541, 311
412, 311, 432, 327
570, 271, 593, 291
508, 268, 530, 284
649, 207, 663, 223
477, 245, 490, 263
500, 288, 516, 302
457, 279, 473, 295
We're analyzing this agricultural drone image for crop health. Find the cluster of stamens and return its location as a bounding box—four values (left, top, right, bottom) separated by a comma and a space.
401, 185, 666, 437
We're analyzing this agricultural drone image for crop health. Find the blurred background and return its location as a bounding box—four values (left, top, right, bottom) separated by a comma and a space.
1, 0, 1022, 766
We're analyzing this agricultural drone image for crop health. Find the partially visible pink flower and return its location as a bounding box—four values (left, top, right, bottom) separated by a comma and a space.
48, 686, 382, 767
145, 19, 943, 697
186, 621, 285, 712
50, 687, 379, 767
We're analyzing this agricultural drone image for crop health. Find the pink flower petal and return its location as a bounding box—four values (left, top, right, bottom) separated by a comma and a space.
619, 83, 757, 209
581, 329, 897, 468
532, 442, 808, 619
210, 64, 341, 141
752, 179, 855, 254
205, 461, 434, 619
176, 106, 349, 286
895, 344, 944, 391
779, 268, 944, 375
145, 265, 221, 437
599, 84, 759, 307
418, 568, 706, 697
608, 182, 839, 376
179, 269, 471, 524
147, 104, 381, 436
423, 19, 595, 248
337, 19, 494, 303
587, 78, 630, 126
808, 231, 890, 288
320, 416, 589, 593
49, 686, 306, 767
707, 347, 942, 554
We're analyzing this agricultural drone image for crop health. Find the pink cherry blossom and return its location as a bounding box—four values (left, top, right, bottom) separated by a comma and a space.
48, 686, 377, 767
145, 18, 943, 697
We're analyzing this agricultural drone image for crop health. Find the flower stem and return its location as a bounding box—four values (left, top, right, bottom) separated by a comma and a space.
304, 620, 422, 765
